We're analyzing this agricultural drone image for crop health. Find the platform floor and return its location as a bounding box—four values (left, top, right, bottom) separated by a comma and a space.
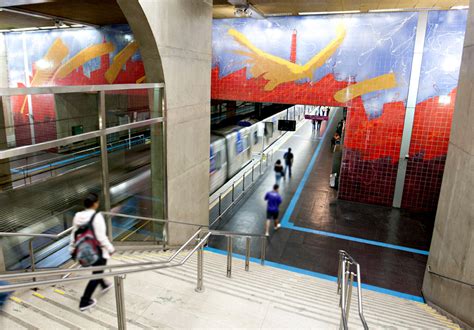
209, 110, 435, 299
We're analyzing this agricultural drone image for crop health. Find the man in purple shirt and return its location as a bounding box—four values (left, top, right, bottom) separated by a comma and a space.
264, 184, 282, 236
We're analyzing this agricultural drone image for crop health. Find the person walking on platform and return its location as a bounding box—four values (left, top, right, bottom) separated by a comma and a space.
283, 148, 294, 178
264, 184, 282, 236
274, 159, 284, 184
70, 193, 115, 312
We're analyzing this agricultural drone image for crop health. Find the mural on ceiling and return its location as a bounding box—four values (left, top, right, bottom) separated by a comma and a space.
212, 13, 418, 116
212, 11, 467, 211
212, 13, 419, 207
4, 25, 145, 145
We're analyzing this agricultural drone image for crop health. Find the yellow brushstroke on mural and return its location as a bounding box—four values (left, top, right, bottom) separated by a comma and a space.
333, 73, 398, 103
228, 24, 346, 91
136, 75, 146, 83
104, 41, 139, 84
21, 38, 69, 113
53, 42, 116, 80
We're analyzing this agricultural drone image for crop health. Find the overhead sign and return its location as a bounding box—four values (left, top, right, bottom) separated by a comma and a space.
305, 107, 330, 121
278, 120, 296, 131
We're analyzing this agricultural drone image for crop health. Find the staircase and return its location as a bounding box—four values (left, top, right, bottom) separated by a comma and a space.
1, 249, 460, 329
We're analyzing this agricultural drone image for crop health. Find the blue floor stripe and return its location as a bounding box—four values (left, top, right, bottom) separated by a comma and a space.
204, 247, 425, 303
285, 223, 429, 255
280, 115, 335, 228
278, 113, 429, 256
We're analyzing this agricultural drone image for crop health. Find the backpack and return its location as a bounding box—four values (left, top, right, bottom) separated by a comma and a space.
72, 212, 102, 267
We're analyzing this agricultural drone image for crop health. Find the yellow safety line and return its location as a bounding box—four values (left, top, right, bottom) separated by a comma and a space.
10, 296, 22, 304
418, 304, 460, 328
32, 292, 45, 299
54, 289, 65, 295
120, 221, 149, 242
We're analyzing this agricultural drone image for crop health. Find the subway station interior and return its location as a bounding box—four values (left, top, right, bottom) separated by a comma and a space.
0, 0, 472, 329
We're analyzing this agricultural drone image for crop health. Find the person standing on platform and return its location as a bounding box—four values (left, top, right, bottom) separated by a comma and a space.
264, 184, 282, 236
316, 119, 322, 133
70, 193, 115, 311
312, 119, 316, 132
283, 148, 294, 178
274, 159, 284, 185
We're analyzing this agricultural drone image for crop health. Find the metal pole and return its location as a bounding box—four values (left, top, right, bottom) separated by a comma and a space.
99, 91, 112, 240
243, 174, 245, 192
196, 239, 204, 292
231, 183, 235, 202
345, 272, 354, 323
245, 237, 250, 271
218, 194, 222, 216
356, 263, 369, 330
340, 260, 348, 330
252, 166, 254, 181
337, 252, 342, 295
226, 236, 232, 278
260, 237, 266, 265
28, 238, 37, 287
162, 225, 167, 250
114, 275, 127, 330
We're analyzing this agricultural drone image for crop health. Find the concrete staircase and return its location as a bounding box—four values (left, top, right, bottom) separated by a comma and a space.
1, 249, 460, 329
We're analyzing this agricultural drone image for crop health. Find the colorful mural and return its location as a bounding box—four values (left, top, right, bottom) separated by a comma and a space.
4, 25, 145, 145
401, 10, 467, 211
211, 11, 467, 211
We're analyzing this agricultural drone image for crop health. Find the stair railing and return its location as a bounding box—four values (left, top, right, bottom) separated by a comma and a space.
0, 223, 267, 330
337, 250, 368, 330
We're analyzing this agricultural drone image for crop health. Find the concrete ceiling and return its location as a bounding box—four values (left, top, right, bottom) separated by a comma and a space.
0, 0, 469, 29
0, 0, 126, 29
213, 0, 469, 18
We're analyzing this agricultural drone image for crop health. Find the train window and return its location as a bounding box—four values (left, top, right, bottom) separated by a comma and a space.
253, 131, 258, 145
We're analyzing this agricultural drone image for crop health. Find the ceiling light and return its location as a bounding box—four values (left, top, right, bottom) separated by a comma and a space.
10, 27, 39, 32
265, 13, 293, 17
298, 10, 361, 15
451, 5, 469, 9
369, 8, 404, 13
70, 24, 84, 28
0, 29, 10, 33
39, 26, 58, 30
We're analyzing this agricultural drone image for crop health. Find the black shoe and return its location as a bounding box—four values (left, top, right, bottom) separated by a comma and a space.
79, 298, 97, 312
101, 282, 113, 294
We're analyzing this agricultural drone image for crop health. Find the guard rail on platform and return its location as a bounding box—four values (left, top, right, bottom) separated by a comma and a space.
0, 212, 266, 278
0, 220, 266, 330
337, 250, 369, 330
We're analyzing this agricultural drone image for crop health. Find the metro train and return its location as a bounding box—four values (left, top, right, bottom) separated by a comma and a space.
209, 105, 305, 194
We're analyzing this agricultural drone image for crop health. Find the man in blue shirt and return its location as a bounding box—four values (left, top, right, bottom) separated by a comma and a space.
264, 184, 282, 236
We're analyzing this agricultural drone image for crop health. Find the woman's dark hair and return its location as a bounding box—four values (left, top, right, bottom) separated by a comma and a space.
84, 193, 99, 208
276, 159, 281, 165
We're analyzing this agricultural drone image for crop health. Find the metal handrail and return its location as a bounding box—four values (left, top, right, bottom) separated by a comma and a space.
337, 250, 369, 330
0, 212, 267, 274
0, 225, 267, 330
0, 229, 204, 281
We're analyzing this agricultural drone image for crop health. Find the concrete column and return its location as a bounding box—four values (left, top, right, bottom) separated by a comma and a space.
422, 4, 474, 328
119, 0, 212, 245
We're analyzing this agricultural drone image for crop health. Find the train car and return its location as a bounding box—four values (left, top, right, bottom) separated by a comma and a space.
209, 135, 228, 194
213, 125, 252, 179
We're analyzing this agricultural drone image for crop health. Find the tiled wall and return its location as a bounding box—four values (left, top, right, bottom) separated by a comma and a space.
211, 11, 467, 212
3, 26, 144, 146
401, 10, 466, 211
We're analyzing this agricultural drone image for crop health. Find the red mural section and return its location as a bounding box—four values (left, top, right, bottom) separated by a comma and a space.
212, 66, 407, 207
401, 89, 457, 211
338, 100, 406, 206
212, 68, 458, 211
11, 47, 144, 146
